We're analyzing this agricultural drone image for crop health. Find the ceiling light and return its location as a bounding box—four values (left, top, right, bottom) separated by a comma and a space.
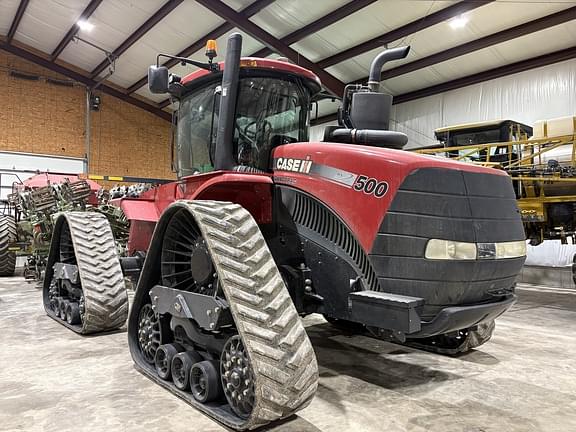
77, 20, 94, 32
449, 15, 468, 29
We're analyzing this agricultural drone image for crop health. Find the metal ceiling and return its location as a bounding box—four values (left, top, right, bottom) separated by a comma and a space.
0, 0, 574, 123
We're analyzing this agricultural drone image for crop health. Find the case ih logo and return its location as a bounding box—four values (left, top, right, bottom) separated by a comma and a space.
275, 157, 313, 173
273, 156, 389, 199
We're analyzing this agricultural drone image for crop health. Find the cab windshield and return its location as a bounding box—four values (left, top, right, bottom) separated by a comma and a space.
176, 75, 311, 177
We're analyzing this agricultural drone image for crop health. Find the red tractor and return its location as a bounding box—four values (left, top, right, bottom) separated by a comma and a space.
43, 34, 526, 429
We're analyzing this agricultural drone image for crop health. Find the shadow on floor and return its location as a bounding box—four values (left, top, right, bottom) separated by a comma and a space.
306, 322, 462, 391
257, 415, 323, 432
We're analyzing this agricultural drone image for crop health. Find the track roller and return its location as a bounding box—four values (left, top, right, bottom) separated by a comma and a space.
66, 302, 81, 325
155, 344, 184, 380
172, 351, 202, 391
43, 212, 128, 334
59, 300, 69, 320
191, 360, 221, 403
128, 200, 318, 430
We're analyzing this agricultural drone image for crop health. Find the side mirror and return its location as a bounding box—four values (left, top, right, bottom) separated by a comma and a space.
148, 65, 169, 94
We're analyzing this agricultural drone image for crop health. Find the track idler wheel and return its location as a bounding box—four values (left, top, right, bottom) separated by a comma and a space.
191, 360, 221, 403
171, 351, 203, 391
154, 343, 184, 380
137, 304, 161, 364
66, 302, 81, 325
221, 335, 254, 419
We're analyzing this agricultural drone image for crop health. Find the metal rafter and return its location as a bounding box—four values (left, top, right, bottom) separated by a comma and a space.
194, 0, 346, 96
0, 42, 171, 122
375, 6, 576, 83
90, 0, 184, 79
50, 0, 104, 61
126, 0, 276, 95
317, 0, 495, 69
251, 0, 378, 58
311, 45, 576, 125
6, 0, 29, 44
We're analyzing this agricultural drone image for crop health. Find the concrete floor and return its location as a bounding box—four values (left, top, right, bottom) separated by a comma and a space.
1, 277, 575, 432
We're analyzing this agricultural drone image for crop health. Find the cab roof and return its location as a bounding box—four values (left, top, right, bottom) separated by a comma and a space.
180, 57, 322, 93
435, 119, 532, 134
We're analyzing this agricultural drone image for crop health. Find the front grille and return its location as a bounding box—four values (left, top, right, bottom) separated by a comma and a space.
369, 168, 525, 314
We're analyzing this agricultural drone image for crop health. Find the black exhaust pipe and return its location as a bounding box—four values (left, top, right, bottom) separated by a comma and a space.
367, 46, 410, 91
214, 33, 242, 171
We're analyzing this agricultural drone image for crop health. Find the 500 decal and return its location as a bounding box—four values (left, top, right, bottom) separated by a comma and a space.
353, 175, 388, 198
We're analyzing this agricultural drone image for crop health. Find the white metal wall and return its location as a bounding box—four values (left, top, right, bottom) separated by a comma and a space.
391, 58, 576, 149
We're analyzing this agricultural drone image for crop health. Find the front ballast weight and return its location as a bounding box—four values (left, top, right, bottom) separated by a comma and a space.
128, 200, 318, 430
43, 212, 129, 334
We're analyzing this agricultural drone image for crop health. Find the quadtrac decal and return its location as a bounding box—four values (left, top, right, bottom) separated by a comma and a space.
273, 156, 389, 198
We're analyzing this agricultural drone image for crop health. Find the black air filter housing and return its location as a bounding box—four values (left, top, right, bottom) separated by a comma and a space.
350, 92, 392, 130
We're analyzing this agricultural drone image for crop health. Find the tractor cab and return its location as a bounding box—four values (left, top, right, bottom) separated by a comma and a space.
149, 41, 321, 178
175, 60, 321, 177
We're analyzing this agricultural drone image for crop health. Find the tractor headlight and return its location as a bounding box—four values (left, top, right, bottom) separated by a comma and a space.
495, 240, 527, 259
425, 239, 527, 260
424, 239, 477, 260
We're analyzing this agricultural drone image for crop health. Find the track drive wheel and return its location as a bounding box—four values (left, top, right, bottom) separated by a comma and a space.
0, 215, 17, 277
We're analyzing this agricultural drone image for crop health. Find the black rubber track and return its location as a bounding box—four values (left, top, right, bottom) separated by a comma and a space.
43, 212, 129, 334
0, 215, 17, 277
128, 200, 318, 430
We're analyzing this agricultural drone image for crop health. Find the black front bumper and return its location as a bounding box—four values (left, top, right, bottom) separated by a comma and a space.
410, 294, 516, 338
349, 289, 516, 337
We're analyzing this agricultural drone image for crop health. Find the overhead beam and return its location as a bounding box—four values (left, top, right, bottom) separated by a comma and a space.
376, 6, 576, 82
312, 45, 576, 125
6, 0, 29, 44
90, 0, 184, 78
393, 45, 576, 104
50, 0, 104, 61
252, 0, 378, 58
158, 99, 171, 109
194, 0, 346, 96
126, 0, 275, 94
0, 42, 171, 122
318, 0, 495, 69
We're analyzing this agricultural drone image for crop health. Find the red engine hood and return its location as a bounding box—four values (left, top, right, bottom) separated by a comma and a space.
271, 142, 507, 252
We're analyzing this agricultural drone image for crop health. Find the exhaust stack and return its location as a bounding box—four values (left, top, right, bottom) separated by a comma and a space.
367, 46, 410, 91
214, 33, 243, 171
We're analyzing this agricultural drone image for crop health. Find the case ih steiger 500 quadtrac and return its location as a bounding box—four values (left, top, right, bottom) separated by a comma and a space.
44, 34, 527, 429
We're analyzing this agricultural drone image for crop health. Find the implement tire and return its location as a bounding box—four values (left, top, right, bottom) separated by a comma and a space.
0, 215, 17, 277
